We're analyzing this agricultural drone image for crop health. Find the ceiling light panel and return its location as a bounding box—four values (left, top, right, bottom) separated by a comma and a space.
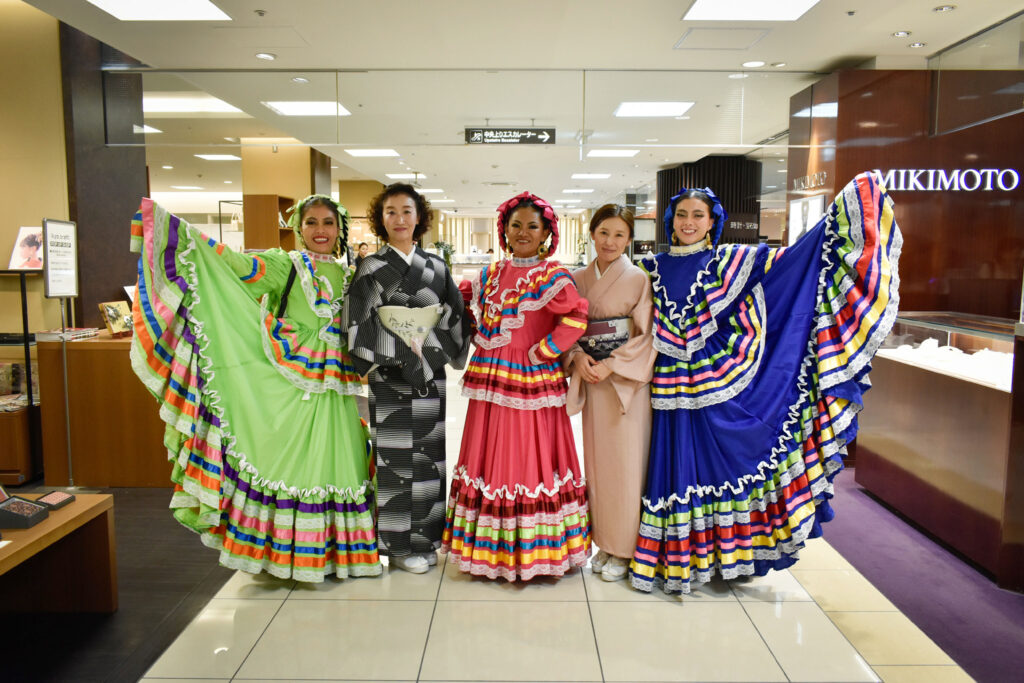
587, 150, 639, 158
194, 154, 241, 160
344, 149, 400, 157
85, 0, 230, 21
261, 101, 352, 116
572, 173, 611, 180
614, 101, 694, 117
386, 173, 427, 179
562, 189, 594, 193
683, 0, 820, 21
132, 124, 162, 134
143, 93, 242, 113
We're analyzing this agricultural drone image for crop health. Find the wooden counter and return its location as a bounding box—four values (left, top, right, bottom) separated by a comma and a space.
38, 334, 168, 487
0, 493, 117, 612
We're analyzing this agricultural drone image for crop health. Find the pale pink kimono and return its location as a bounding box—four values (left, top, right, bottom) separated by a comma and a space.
564, 255, 656, 558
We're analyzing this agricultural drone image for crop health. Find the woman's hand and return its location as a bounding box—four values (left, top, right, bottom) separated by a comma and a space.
573, 354, 609, 384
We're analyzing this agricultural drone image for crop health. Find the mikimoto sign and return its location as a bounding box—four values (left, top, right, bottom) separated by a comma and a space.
465, 128, 555, 144
873, 168, 1020, 192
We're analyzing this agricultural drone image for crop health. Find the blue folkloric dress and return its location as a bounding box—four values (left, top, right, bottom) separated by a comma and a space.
630, 172, 902, 594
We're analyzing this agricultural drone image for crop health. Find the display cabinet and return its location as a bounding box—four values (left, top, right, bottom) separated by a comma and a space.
0, 270, 42, 485
855, 311, 1023, 590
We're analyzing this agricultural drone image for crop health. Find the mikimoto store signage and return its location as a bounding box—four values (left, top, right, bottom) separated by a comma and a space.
873, 168, 1020, 192
465, 127, 556, 144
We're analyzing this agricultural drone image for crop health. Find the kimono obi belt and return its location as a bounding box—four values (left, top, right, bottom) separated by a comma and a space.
579, 316, 631, 361
378, 304, 442, 353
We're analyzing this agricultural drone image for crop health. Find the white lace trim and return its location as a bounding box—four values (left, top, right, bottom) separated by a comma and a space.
649, 284, 766, 410
288, 251, 347, 348
460, 385, 568, 410
137, 208, 371, 503
449, 464, 586, 501
447, 552, 587, 581
648, 247, 758, 361
449, 500, 586, 528
472, 261, 573, 351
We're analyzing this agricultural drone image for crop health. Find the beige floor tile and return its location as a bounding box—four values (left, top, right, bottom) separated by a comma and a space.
420, 600, 602, 681
436, 554, 587, 601
213, 570, 296, 599
790, 568, 898, 612
143, 598, 283, 679
729, 569, 814, 602
591, 601, 787, 682
744, 602, 879, 682
288, 560, 442, 600
828, 612, 958, 666
582, 567, 735, 603
872, 665, 975, 683
795, 537, 856, 571
234, 600, 433, 680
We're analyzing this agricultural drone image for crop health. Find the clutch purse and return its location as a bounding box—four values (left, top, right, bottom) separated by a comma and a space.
378, 305, 442, 357
579, 316, 631, 361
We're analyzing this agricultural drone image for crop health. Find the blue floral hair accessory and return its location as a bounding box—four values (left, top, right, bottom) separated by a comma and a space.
663, 187, 728, 245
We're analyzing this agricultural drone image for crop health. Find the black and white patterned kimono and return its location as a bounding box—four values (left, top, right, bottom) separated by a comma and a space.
346, 245, 469, 557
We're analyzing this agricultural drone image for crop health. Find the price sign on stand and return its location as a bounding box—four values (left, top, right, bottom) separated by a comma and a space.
42, 218, 78, 298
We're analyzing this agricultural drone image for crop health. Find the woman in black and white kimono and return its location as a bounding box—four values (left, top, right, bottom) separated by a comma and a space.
346, 183, 469, 573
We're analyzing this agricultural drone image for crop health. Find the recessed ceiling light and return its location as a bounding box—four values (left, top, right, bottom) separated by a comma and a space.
132, 124, 162, 134
194, 154, 241, 161
161, 165, 173, 170
255, 52, 276, 61
418, 189, 445, 194
291, 76, 310, 84
933, 5, 956, 12
224, 181, 232, 184
587, 150, 639, 158
572, 173, 611, 179
563, 189, 594, 193
344, 149, 400, 157
728, 73, 749, 79
261, 101, 351, 116
742, 60, 766, 68
645, 138, 659, 142
431, 198, 455, 203
223, 137, 237, 142
84, 0, 229, 21
771, 62, 787, 68
386, 173, 427, 179
144, 93, 242, 114
171, 185, 204, 190
684, 0, 820, 21
892, 30, 911, 37
614, 101, 694, 117
909, 42, 927, 48
777, 169, 788, 173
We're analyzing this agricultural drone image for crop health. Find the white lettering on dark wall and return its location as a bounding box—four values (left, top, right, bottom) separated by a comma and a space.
872, 168, 1020, 192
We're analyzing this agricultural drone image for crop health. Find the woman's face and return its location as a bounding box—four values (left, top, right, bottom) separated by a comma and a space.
382, 193, 417, 251
505, 206, 550, 259
591, 216, 631, 266
300, 204, 339, 254
357, 243, 369, 256
672, 198, 713, 246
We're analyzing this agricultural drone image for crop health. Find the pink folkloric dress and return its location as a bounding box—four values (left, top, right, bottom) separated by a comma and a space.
442, 255, 591, 580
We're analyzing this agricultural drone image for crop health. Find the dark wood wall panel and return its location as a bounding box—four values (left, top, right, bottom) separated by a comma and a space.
790, 69, 1024, 319
59, 23, 148, 328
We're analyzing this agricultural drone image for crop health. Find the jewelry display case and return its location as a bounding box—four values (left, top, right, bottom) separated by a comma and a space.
855, 311, 1023, 590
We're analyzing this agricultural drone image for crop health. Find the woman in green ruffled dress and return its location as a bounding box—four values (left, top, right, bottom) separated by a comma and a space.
130, 194, 381, 582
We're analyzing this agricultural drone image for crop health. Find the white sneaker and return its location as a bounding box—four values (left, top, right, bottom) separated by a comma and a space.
590, 549, 611, 572
601, 555, 629, 582
391, 554, 430, 574
423, 551, 438, 566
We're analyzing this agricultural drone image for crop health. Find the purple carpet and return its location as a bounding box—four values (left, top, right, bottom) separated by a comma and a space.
825, 468, 1024, 683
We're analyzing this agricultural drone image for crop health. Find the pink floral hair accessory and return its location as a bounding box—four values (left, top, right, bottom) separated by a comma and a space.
496, 191, 559, 253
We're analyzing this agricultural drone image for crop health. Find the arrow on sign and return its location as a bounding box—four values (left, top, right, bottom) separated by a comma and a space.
538, 131, 550, 142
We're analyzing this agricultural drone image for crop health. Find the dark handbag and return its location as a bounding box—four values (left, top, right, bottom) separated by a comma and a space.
578, 316, 631, 361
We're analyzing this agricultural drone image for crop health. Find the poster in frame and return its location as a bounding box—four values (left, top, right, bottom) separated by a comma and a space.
6, 226, 43, 270
42, 218, 78, 298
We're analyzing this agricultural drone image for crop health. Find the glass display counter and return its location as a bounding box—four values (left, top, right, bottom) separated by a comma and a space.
856, 311, 1023, 590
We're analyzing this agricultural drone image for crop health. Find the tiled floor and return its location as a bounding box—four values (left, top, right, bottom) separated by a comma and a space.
139, 373, 974, 683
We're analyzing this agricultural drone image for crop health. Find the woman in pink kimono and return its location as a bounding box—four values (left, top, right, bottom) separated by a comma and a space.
564, 204, 657, 581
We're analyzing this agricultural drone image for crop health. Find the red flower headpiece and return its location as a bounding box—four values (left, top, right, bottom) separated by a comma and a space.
496, 191, 559, 254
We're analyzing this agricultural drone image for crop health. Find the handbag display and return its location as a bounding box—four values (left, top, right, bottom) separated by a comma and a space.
578, 316, 631, 361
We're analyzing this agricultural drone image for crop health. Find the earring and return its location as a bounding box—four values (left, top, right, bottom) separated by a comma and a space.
671, 233, 680, 246
537, 242, 549, 258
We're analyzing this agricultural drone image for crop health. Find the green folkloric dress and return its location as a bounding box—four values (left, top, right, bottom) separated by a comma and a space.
130, 198, 381, 581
